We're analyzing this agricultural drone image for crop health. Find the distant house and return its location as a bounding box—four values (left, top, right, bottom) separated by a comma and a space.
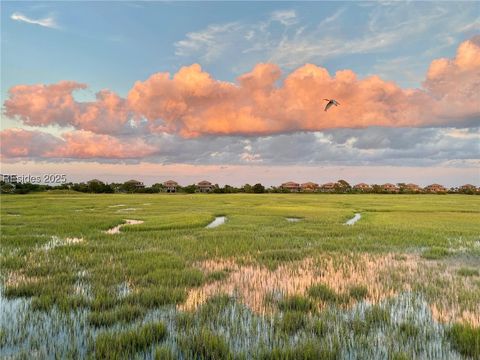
353, 183, 371, 192
124, 179, 145, 189
280, 181, 301, 192
163, 180, 178, 193
382, 183, 399, 193
460, 184, 476, 192
405, 183, 421, 192
320, 182, 336, 192
197, 180, 213, 193
424, 184, 446, 193
301, 182, 318, 192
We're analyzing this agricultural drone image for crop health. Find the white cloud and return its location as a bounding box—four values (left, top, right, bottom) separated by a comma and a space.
240, 152, 262, 163
268, 4, 457, 67
457, 18, 480, 33
271, 10, 297, 26
174, 2, 479, 72
240, 140, 262, 163
174, 22, 241, 62
318, 7, 346, 27
10, 12, 58, 29
446, 128, 480, 140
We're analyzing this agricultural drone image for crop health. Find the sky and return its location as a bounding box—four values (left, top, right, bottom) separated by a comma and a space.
1, 1, 479, 187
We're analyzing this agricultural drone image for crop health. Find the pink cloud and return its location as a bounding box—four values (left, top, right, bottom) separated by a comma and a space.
75, 90, 132, 134
127, 63, 430, 136
4, 81, 85, 127
3, 37, 480, 137
3, 82, 131, 134
126, 37, 479, 136
48, 130, 156, 159
424, 35, 480, 119
0, 129, 156, 160
0, 128, 60, 159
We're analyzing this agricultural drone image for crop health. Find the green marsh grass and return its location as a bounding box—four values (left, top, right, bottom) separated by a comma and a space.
1, 193, 479, 358
457, 268, 479, 277
278, 311, 307, 334
178, 328, 233, 359
307, 283, 367, 305
421, 247, 451, 260
94, 321, 167, 359
308, 283, 338, 303
398, 321, 420, 339
364, 305, 391, 326
154, 345, 176, 360
87, 304, 146, 327
258, 340, 340, 360
348, 285, 369, 300
390, 352, 411, 360
447, 323, 480, 358
277, 295, 315, 312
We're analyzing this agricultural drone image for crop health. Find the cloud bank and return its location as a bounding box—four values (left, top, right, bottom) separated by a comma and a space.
1, 129, 156, 160
2, 126, 478, 169
1, 37, 479, 166
4, 37, 480, 140
10, 12, 58, 29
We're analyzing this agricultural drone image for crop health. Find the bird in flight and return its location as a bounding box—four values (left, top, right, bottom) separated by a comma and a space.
323, 99, 340, 112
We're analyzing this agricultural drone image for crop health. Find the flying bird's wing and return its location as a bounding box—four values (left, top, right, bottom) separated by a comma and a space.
324, 101, 333, 111
323, 99, 330, 102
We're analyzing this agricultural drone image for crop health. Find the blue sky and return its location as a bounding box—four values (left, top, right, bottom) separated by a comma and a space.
1, 1, 479, 186
3, 1, 478, 97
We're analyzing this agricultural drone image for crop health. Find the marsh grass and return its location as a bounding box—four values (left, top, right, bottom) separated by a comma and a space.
457, 268, 479, 277
257, 249, 304, 270
0, 285, 471, 359
390, 352, 410, 360
398, 321, 420, 339
306, 283, 352, 306
421, 247, 450, 260
447, 323, 480, 358
176, 311, 196, 331
348, 285, 369, 300
308, 284, 338, 303
277, 295, 315, 312
154, 345, 176, 360
364, 305, 391, 326
205, 270, 230, 282
126, 287, 186, 308
181, 252, 480, 326
278, 311, 308, 334
258, 340, 340, 360
178, 328, 233, 359
94, 321, 167, 359
1, 193, 479, 358
310, 319, 328, 337
88, 304, 146, 327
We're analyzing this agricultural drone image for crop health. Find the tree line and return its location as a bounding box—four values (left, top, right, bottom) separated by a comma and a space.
0, 180, 266, 194
1, 179, 477, 195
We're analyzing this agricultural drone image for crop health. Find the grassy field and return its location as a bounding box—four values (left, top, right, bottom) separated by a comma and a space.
1, 193, 479, 359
